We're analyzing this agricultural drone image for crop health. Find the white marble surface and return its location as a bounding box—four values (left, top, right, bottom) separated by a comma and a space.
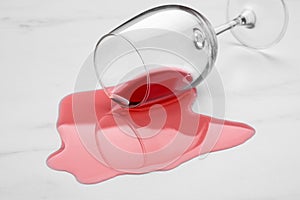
0, 0, 299, 199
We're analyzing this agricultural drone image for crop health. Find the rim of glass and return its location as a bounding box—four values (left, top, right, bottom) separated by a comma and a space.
93, 33, 150, 108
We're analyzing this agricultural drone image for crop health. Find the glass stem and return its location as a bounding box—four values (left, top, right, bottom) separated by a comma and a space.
215, 18, 240, 35
215, 9, 256, 36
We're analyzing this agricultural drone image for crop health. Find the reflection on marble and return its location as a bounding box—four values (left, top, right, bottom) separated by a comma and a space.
0, 0, 299, 199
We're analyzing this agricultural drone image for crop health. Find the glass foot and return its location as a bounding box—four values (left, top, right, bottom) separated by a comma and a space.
227, 0, 289, 49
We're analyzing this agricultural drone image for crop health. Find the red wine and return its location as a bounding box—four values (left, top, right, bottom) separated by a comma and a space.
47, 68, 255, 184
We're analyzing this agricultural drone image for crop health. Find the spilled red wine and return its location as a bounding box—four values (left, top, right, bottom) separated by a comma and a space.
47, 68, 255, 184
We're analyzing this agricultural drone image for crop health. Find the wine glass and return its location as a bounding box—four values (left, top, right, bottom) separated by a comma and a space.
93, 0, 289, 107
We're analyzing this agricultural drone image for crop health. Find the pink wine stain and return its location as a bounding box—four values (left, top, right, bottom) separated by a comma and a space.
47, 68, 255, 184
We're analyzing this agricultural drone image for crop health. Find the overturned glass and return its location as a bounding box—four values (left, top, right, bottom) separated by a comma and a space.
94, 0, 288, 107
